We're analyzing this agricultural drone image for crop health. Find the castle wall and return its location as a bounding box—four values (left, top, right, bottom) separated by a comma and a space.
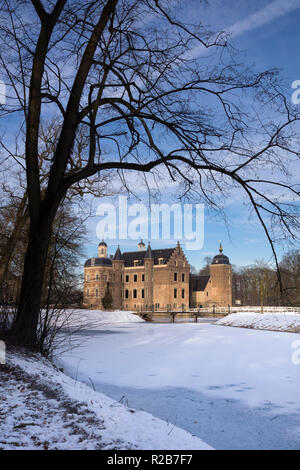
83, 265, 113, 309
83, 243, 232, 311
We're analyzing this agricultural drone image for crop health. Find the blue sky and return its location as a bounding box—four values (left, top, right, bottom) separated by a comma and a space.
1, 0, 299, 271
83, 0, 300, 270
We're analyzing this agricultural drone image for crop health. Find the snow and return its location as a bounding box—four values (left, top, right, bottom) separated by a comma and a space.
217, 311, 300, 332
1, 348, 211, 450
56, 309, 300, 450
68, 309, 145, 327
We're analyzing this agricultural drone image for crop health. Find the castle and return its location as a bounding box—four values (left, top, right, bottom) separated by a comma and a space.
83, 240, 232, 310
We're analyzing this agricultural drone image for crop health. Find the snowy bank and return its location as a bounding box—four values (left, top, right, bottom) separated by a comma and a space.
1, 349, 212, 450
60, 309, 144, 331
217, 312, 300, 332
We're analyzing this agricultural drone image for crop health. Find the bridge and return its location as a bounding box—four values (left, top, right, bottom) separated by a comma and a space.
136, 306, 300, 323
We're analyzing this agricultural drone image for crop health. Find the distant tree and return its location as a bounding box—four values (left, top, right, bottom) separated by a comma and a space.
102, 284, 113, 310
198, 256, 213, 276
279, 250, 300, 306
232, 261, 280, 307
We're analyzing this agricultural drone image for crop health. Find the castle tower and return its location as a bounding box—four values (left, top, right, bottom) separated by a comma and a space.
98, 240, 107, 258
209, 242, 232, 306
84, 240, 112, 309
144, 242, 154, 310
112, 246, 124, 310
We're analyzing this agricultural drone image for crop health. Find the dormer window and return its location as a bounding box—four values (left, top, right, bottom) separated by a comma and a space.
91, 258, 95, 266
158, 258, 164, 265
134, 260, 139, 266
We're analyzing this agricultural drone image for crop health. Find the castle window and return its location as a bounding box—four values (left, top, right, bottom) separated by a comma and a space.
142, 274, 145, 282
95, 289, 98, 297
133, 289, 137, 299
87, 274, 90, 281
125, 289, 129, 299
175, 260, 178, 267
126, 274, 129, 282
134, 274, 138, 282
182, 289, 185, 299
141, 289, 145, 299
87, 289, 89, 297
207, 292, 208, 296
96, 274, 99, 281
174, 288, 177, 298
182, 273, 185, 282
134, 260, 139, 266
174, 272, 178, 282
91, 258, 95, 266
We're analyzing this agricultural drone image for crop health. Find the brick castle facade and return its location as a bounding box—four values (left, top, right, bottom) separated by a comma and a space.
83, 240, 232, 310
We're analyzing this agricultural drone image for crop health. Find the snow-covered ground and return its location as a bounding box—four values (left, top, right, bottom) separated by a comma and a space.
66, 309, 145, 327
56, 309, 300, 450
217, 311, 300, 332
1, 348, 211, 450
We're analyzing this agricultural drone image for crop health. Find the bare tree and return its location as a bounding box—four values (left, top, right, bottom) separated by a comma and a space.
279, 250, 300, 306
0, 0, 299, 349
0, 118, 111, 298
233, 261, 280, 307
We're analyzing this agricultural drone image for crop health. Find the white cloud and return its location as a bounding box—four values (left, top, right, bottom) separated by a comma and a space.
229, 0, 300, 38
188, 0, 300, 59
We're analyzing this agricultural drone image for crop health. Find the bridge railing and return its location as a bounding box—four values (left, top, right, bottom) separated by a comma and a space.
138, 306, 300, 322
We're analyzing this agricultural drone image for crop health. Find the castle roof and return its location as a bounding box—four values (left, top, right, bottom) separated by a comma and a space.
113, 246, 124, 261
122, 247, 175, 267
84, 257, 112, 267
190, 274, 210, 292
98, 239, 107, 247
211, 253, 230, 265
84, 246, 177, 268
211, 242, 230, 265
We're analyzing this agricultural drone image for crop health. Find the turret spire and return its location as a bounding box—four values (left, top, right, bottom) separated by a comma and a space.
145, 241, 153, 259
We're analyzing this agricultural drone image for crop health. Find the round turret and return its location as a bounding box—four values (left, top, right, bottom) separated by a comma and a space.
98, 239, 108, 258
211, 242, 230, 265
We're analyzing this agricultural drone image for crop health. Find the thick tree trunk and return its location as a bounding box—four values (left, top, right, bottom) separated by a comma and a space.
12, 212, 53, 349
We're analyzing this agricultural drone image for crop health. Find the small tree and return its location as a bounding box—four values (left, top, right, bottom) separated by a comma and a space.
102, 284, 113, 310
